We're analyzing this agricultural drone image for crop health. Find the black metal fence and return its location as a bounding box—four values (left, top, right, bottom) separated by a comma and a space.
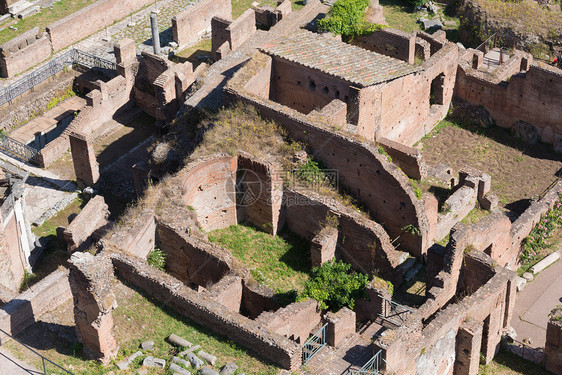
0, 327, 74, 374
0, 132, 39, 164
0, 49, 116, 107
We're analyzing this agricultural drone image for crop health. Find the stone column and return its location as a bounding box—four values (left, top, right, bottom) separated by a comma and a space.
546, 307, 562, 375
150, 12, 161, 55
69, 252, 118, 364
69, 131, 99, 189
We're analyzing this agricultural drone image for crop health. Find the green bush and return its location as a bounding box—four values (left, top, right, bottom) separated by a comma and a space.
147, 248, 166, 271
301, 260, 370, 311
317, 0, 384, 38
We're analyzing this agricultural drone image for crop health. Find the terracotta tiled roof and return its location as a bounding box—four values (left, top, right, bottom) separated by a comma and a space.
260, 30, 420, 87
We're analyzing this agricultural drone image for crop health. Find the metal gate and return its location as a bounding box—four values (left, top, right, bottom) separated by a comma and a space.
302, 323, 328, 365
378, 295, 413, 326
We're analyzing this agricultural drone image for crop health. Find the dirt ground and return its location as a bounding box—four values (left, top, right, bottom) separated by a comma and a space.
421, 116, 562, 213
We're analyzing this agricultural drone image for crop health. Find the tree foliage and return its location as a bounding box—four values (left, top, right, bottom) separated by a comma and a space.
317, 0, 384, 38
302, 260, 370, 311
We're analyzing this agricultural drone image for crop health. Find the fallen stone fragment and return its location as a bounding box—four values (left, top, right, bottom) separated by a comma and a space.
117, 351, 143, 369
143, 356, 166, 368
220, 362, 238, 375
169, 334, 193, 348
172, 356, 191, 367
179, 345, 201, 356
198, 350, 217, 365
200, 368, 219, 375
141, 341, 154, 350
531, 252, 560, 274
185, 352, 205, 369
522, 272, 534, 281
169, 363, 191, 375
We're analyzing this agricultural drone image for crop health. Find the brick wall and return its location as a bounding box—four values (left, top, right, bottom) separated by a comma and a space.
352, 28, 415, 64
255, 300, 321, 344
106, 209, 156, 259
155, 220, 237, 287
241, 280, 278, 318
0, 269, 71, 341
47, 0, 155, 52
110, 253, 302, 370
39, 64, 135, 167
204, 274, 243, 312
284, 189, 404, 280
181, 155, 238, 231
377, 251, 516, 374
63, 195, 109, 253
0, 71, 77, 131
378, 137, 426, 179
0, 28, 52, 78
173, 0, 232, 49
211, 9, 257, 60
237, 155, 283, 234
224, 84, 431, 257
0, 213, 25, 292
456, 61, 562, 147
69, 131, 100, 189
546, 309, 562, 375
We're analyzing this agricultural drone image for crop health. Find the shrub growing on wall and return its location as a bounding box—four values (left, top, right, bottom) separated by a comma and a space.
317, 0, 384, 39
302, 260, 370, 311
147, 248, 166, 271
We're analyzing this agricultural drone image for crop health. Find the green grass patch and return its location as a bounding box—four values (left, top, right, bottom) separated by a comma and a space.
380, 0, 422, 33
0, 0, 97, 45
208, 225, 311, 298
6, 282, 280, 374
32, 197, 84, 238
461, 206, 490, 225
479, 349, 552, 375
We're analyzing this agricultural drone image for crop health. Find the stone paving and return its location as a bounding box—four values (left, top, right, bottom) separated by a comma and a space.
0, 347, 40, 375
512, 247, 562, 348
76, 0, 202, 60
0, 152, 77, 226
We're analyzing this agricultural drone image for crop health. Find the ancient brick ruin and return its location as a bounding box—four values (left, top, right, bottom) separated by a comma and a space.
69, 252, 118, 364
0, 0, 560, 373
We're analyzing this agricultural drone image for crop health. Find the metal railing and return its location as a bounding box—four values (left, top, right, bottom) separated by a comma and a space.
351, 349, 382, 374
72, 49, 117, 73
0, 49, 116, 107
503, 336, 544, 364
0, 328, 74, 374
0, 132, 39, 165
378, 295, 413, 327
302, 323, 328, 365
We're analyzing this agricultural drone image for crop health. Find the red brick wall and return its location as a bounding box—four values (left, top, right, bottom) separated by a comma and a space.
284, 190, 404, 280
110, 253, 302, 370
173, 0, 232, 49
255, 300, 321, 344
0, 214, 25, 292
155, 221, 235, 287
352, 28, 415, 64
546, 315, 562, 375
181, 156, 238, 232
270, 57, 353, 116
224, 87, 430, 257
0, 269, 71, 341
455, 64, 562, 145
47, 0, 155, 52
0, 28, 52, 78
